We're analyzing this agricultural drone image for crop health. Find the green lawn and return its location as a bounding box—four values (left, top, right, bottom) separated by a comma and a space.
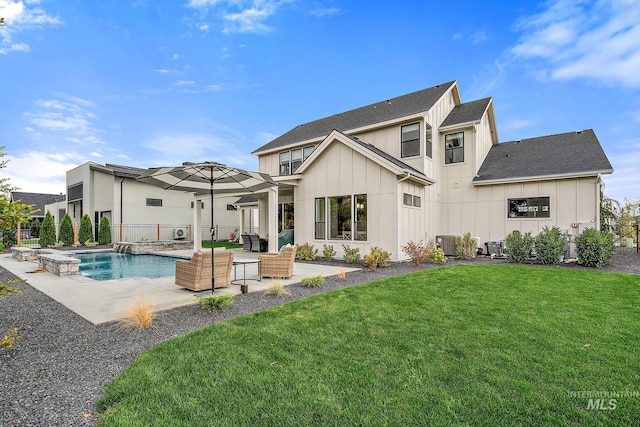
202, 240, 243, 249
97, 265, 640, 426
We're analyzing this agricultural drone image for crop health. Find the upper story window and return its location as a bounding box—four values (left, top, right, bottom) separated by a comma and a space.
279, 145, 315, 175
401, 123, 420, 158
146, 198, 162, 207
425, 123, 432, 159
508, 197, 550, 218
445, 132, 464, 164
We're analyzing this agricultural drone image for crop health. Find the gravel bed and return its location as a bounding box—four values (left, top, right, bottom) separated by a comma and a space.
1, 249, 639, 426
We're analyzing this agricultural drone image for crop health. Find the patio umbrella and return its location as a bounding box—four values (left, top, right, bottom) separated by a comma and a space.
137, 161, 277, 292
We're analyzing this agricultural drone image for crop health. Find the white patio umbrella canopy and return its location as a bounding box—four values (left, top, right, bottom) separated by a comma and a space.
137, 161, 277, 292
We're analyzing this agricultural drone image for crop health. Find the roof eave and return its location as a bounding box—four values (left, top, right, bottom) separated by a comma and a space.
473, 169, 614, 186
439, 120, 479, 133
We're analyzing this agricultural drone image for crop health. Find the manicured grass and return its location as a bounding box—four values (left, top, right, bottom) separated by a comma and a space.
97, 265, 640, 426
202, 240, 243, 249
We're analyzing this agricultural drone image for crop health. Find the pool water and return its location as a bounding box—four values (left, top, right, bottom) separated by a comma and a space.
77, 252, 180, 281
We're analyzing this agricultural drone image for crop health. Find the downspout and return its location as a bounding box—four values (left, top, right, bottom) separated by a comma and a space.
595, 173, 602, 231
120, 177, 126, 224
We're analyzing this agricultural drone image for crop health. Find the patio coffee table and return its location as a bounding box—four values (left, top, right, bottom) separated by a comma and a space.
232, 259, 262, 285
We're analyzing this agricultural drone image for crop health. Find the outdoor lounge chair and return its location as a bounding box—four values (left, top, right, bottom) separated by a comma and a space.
259, 245, 297, 279
241, 234, 252, 251
249, 234, 268, 252
175, 249, 234, 291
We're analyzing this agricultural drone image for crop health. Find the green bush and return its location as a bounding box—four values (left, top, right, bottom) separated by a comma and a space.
40, 211, 57, 248
363, 247, 391, 271
534, 226, 568, 264
297, 243, 318, 261
1, 228, 16, 247
198, 293, 234, 312
505, 230, 534, 263
58, 214, 74, 246
29, 218, 41, 238
575, 228, 614, 268
342, 244, 361, 264
301, 275, 325, 288
98, 215, 112, 245
455, 232, 477, 260
426, 247, 447, 264
78, 214, 94, 245
322, 244, 336, 262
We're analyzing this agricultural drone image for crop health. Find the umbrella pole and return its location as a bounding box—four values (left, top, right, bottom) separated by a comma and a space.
210, 184, 215, 293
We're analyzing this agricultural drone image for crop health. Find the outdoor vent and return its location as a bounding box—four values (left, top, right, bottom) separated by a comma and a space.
173, 227, 188, 240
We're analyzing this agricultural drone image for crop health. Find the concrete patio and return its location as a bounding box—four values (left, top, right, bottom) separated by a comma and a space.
0, 249, 358, 325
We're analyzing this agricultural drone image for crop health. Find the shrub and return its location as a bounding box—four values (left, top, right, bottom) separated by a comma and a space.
266, 280, 290, 296
363, 247, 391, 271
198, 293, 234, 312
575, 228, 614, 268
0, 279, 22, 297
120, 299, 156, 329
426, 247, 447, 264
1, 228, 16, 247
79, 214, 94, 245
98, 216, 112, 245
342, 244, 361, 264
297, 243, 318, 261
534, 226, 568, 264
0, 327, 21, 348
322, 244, 336, 261
301, 275, 325, 288
29, 218, 41, 238
40, 211, 57, 248
0, 241, 4, 253
337, 268, 346, 280
505, 230, 534, 263
58, 214, 74, 246
455, 232, 477, 260
401, 240, 430, 266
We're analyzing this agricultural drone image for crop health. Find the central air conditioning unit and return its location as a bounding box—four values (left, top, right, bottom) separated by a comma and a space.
173, 227, 188, 240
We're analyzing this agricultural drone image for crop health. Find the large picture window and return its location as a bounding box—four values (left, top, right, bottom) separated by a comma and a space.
315, 194, 367, 241
401, 123, 420, 158
508, 197, 550, 218
445, 132, 464, 164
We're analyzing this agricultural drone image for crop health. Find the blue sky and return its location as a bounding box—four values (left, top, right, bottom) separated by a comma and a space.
1, 0, 639, 202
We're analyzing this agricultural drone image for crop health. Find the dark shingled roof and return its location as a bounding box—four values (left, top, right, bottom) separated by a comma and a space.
252, 81, 457, 154
441, 97, 491, 128
340, 132, 431, 183
473, 129, 613, 183
10, 192, 62, 217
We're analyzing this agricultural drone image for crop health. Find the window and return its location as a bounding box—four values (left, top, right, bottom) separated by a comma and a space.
279, 145, 316, 175
403, 193, 421, 207
291, 149, 303, 173
226, 204, 237, 211
354, 194, 367, 241
425, 123, 432, 158
279, 151, 291, 175
329, 196, 352, 239
68, 183, 83, 202
401, 123, 420, 158
314, 198, 326, 239
508, 197, 550, 218
190, 201, 205, 209
146, 198, 162, 207
445, 132, 464, 164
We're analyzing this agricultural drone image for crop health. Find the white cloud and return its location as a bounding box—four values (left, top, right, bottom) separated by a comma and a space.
308, 7, 341, 18
5, 151, 82, 193
470, 30, 490, 44
185, 0, 286, 35
223, 6, 273, 34
24, 96, 106, 145
501, 119, 536, 132
510, 0, 640, 87
0, 0, 60, 54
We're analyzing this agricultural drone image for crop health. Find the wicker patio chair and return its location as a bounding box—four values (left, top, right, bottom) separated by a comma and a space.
249, 234, 269, 252
175, 249, 234, 291
259, 245, 297, 279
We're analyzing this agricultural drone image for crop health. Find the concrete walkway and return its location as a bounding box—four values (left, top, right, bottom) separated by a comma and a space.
0, 249, 358, 325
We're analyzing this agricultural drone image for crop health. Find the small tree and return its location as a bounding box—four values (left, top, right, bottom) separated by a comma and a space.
455, 232, 477, 260
40, 211, 57, 247
79, 214, 94, 244
98, 216, 112, 244
29, 218, 41, 238
58, 214, 74, 246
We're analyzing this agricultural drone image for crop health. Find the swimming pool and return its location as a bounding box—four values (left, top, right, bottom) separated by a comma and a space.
76, 252, 182, 281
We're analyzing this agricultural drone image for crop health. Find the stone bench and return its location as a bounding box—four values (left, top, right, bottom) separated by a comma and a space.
11, 247, 38, 262
38, 253, 80, 277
